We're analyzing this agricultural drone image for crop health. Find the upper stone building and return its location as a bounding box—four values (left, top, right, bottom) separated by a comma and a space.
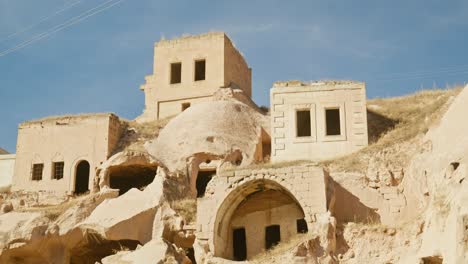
138, 32, 252, 122
270, 80, 368, 162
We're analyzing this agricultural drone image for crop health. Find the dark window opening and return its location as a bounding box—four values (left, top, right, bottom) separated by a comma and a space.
182, 103, 191, 111
196, 170, 215, 198
233, 228, 247, 261
75, 160, 90, 195
325, 108, 341, 136
296, 110, 311, 137
195, 59, 206, 81
170, 62, 182, 84
109, 165, 157, 196
296, 219, 308, 234
52, 162, 64, 180
32, 163, 44, 181
265, 225, 281, 250
421, 256, 443, 264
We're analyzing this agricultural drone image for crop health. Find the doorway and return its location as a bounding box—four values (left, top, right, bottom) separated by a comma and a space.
265, 225, 281, 250
233, 228, 247, 261
196, 170, 215, 198
75, 160, 90, 194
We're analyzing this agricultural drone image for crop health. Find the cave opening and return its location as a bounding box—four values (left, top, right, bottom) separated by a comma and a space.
109, 165, 157, 195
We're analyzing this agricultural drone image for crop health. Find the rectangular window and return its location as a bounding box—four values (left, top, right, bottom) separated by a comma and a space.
170, 62, 182, 84
52, 162, 64, 180
296, 110, 311, 137
325, 108, 341, 136
181, 102, 191, 111
265, 225, 281, 250
32, 163, 44, 181
194, 59, 206, 81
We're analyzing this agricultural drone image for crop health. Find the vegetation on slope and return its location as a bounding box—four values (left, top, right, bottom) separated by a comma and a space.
322, 86, 463, 172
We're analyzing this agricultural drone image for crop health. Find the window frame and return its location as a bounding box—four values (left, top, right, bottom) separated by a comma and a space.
169, 62, 182, 84
31, 163, 44, 181
320, 103, 347, 142
194, 59, 206, 82
290, 103, 316, 143
52, 161, 64, 180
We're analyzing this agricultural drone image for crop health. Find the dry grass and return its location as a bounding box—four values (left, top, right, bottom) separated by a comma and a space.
171, 198, 197, 224
113, 115, 175, 153
249, 233, 311, 263
322, 87, 463, 172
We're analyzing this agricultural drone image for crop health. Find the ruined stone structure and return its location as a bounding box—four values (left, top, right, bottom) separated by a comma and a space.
196, 165, 330, 261
270, 80, 368, 162
138, 32, 252, 122
12, 114, 124, 193
0, 151, 15, 188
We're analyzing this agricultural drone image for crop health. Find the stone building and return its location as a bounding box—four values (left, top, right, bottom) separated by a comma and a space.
196, 165, 331, 261
138, 32, 252, 122
270, 80, 368, 162
12, 113, 124, 193
0, 149, 15, 188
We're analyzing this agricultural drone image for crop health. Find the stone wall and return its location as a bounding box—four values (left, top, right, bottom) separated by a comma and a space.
0, 154, 15, 188
270, 80, 368, 162
12, 113, 123, 193
195, 164, 330, 260
138, 32, 252, 121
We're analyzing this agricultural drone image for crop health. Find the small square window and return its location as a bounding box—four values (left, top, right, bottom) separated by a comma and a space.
296, 110, 311, 137
325, 108, 341, 136
181, 102, 191, 111
194, 59, 206, 81
52, 162, 64, 180
32, 164, 44, 181
170, 62, 182, 84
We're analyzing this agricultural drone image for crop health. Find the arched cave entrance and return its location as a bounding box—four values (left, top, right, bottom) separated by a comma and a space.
75, 160, 90, 195
108, 165, 157, 195
213, 179, 307, 260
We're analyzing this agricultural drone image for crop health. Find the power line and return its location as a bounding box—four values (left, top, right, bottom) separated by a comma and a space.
0, 0, 125, 58
0, 0, 82, 44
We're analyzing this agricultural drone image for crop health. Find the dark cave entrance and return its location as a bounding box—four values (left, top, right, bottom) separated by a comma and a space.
196, 169, 216, 198
109, 165, 157, 195
75, 160, 90, 195
233, 227, 247, 261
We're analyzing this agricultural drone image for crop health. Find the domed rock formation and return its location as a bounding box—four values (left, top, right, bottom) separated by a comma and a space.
147, 99, 269, 173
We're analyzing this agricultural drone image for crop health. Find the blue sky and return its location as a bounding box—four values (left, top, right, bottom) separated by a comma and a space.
1, 0, 467, 152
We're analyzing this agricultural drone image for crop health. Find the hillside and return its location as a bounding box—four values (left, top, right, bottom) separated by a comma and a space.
0, 86, 466, 264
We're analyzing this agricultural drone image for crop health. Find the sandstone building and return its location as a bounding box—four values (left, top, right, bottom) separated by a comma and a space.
2, 32, 371, 263
12, 114, 123, 193
0, 149, 15, 188
138, 32, 252, 122
270, 80, 368, 162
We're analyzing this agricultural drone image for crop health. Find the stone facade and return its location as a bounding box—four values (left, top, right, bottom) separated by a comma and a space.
270, 80, 368, 162
195, 164, 330, 260
0, 153, 15, 188
12, 113, 124, 193
138, 32, 252, 122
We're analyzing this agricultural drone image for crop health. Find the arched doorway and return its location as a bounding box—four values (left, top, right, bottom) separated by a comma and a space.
75, 160, 90, 194
213, 179, 307, 260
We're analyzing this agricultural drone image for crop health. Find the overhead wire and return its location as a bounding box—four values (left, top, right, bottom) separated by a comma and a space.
0, 0, 125, 57
0, 0, 82, 44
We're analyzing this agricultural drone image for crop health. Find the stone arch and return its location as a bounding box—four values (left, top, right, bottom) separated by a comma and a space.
212, 178, 308, 260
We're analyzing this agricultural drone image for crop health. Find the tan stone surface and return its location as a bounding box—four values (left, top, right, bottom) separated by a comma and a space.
0, 154, 15, 188
270, 80, 368, 162
12, 113, 124, 193
138, 32, 252, 121
147, 99, 268, 174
